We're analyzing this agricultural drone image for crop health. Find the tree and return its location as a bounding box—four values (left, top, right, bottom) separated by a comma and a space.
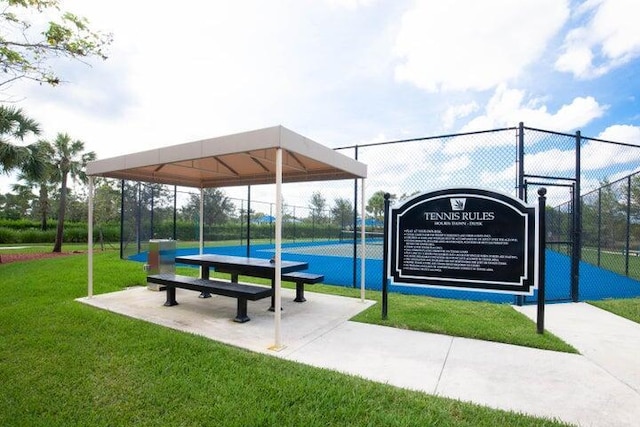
90, 178, 121, 248
179, 188, 235, 226
11, 139, 54, 229
0, 105, 46, 176
366, 190, 396, 221
0, 186, 31, 219
49, 133, 95, 252
0, 0, 112, 90
308, 191, 326, 223
598, 180, 625, 249
330, 197, 352, 227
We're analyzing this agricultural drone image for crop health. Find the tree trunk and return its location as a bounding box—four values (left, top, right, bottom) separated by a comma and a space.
53, 173, 68, 253
40, 184, 48, 231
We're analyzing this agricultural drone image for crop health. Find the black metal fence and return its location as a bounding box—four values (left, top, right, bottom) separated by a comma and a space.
117, 123, 640, 302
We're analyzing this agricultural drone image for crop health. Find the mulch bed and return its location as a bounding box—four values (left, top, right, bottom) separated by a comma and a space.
0, 251, 82, 264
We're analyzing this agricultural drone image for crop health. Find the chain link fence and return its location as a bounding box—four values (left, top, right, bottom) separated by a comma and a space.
119, 124, 640, 302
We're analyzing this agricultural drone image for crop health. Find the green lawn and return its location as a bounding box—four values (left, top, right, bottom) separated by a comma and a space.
581, 246, 640, 280
0, 250, 573, 426
589, 297, 640, 323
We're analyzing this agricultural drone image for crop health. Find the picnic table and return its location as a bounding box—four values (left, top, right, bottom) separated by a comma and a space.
175, 254, 308, 283
175, 254, 321, 307
147, 254, 321, 322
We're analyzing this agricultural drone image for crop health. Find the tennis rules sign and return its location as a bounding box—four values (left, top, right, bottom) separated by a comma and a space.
388, 188, 538, 295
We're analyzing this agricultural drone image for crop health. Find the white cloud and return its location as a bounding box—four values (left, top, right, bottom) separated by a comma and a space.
356, 134, 444, 196
480, 126, 640, 191
555, 0, 640, 78
442, 85, 606, 154
442, 102, 479, 129
441, 155, 470, 174
325, 0, 376, 9
394, 0, 569, 92
596, 124, 640, 145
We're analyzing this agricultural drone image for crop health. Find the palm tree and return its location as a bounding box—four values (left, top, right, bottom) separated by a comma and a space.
0, 105, 45, 176
50, 133, 96, 253
12, 141, 56, 230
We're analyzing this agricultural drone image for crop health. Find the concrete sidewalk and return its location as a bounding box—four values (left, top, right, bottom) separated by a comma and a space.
79, 289, 640, 426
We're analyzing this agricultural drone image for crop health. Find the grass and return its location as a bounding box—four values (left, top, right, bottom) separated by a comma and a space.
0, 250, 573, 426
589, 297, 640, 324
581, 246, 640, 280
351, 294, 576, 352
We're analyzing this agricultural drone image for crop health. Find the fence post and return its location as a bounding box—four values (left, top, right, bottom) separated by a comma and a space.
571, 130, 581, 302
247, 185, 251, 257
352, 145, 359, 288
120, 180, 125, 259
173, 185, 177, 240
518, 122, 525, 199
382, 193, 391, 320
597, 188, 602, 267
626, 176, 631, 276
516, 122, 525, 306
537, 188, 547, 334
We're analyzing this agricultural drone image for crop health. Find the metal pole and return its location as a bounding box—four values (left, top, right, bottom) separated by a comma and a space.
537, 188, 547, 334
239, 200, 244, 246
360, 178, 366, 302
88, 176, 94, 298
199, 189, 204, 255
247, 185, 251, 257
120, 180, 125, 259
516, 123, 525, 306
382, 193, 391, 320
173, 185, 177, 240
136, 182, 141, 254
572, 131, 581, 302
626, 176, 631, 276
352, 145, 359, 288
597, 188, 602, 267
150, 185, 154, 239
518, 122, 525, 199
273, 148, 283, 350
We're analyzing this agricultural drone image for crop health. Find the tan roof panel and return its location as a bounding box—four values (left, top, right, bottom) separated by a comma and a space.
87, 126, 367, 187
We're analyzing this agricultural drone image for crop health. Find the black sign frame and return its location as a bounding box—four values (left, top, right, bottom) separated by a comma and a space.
387, 188, 538, 295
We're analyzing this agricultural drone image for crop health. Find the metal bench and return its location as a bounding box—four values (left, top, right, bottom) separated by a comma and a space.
146, 273, 272, 323
282, 272, 324, 303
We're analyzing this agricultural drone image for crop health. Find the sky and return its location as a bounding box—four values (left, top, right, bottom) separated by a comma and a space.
2, 0, 640, 208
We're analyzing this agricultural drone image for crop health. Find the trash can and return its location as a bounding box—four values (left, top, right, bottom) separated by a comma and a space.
146, 239, 175, 291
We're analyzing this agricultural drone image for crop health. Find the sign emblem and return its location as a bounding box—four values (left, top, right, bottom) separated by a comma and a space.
450, 198, 466, 211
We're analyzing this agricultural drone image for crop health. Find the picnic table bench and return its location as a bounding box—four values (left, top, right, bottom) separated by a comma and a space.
214, 268, 324, 307
282, 272, 324, 302
146, 273, 272, 323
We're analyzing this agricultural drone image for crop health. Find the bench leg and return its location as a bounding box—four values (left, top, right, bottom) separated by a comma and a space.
164, 286, 178, 306
268, 294, 284, 312
199, 268, 212, 298
293, 282, 306, 303
268, 279, 283, 312
234, 298, 250, 323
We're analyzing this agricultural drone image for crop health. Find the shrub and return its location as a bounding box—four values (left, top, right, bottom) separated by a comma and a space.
0, 228, 19, 244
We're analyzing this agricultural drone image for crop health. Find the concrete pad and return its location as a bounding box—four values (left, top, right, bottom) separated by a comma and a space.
287, 322, 453, 393
437, 336, 640, 427
77, 286, 375, 356
514, 302, 640, 394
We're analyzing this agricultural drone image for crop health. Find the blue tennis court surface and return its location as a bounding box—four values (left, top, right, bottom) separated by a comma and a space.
129, 240, 640, 304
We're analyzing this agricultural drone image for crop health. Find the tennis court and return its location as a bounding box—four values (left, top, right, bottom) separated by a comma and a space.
130, 237, 640, 304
